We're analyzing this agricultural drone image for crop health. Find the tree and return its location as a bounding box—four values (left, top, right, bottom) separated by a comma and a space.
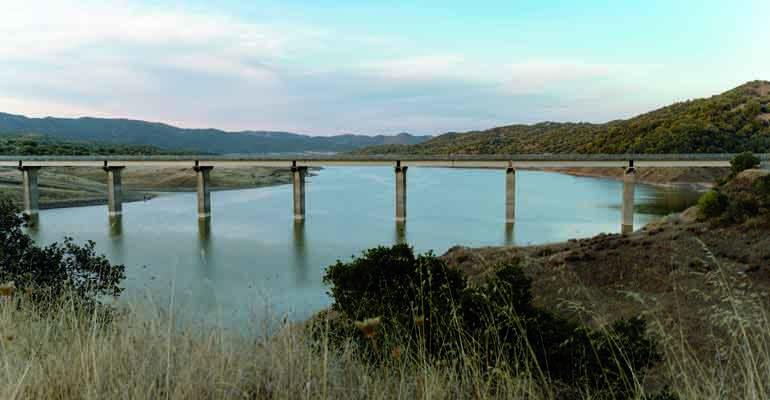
730, 151, 760, 177
0, 197, 126, 314
697, 190, 729, 220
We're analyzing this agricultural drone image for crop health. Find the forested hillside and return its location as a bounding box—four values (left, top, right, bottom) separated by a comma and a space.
356, 81, 770, 155
0, 113, 430, 154
0, 135, 195, 156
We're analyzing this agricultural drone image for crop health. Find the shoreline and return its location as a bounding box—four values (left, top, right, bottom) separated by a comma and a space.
34, 183, 298, 210
0, 166, 320, 211
525, 167, 719, 192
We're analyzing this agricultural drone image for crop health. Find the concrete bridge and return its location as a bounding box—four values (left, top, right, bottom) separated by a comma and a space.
1, 154, 760, 234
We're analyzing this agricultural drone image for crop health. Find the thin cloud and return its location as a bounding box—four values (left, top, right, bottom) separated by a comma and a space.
0, 0, 720, 135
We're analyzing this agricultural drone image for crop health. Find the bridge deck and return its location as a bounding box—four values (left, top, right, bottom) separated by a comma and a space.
0, 154, 760, 168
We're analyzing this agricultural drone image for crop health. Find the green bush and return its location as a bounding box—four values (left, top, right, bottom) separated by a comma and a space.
322, 244, 466, 357
730, 151, 760, 177
726, 191, 760, 222
322, 244, 661, 398
0, 198, 126, 315
697, 190, 729, 220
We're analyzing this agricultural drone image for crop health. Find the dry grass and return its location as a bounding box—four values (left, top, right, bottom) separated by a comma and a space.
1, 272, 769, 400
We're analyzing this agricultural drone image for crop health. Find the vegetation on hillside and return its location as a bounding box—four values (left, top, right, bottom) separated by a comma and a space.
697, 152, 770, 226
0, 135, 196, 156
356, 80, 770, 155
0, 112, 430, 154
320, 244, 666, 399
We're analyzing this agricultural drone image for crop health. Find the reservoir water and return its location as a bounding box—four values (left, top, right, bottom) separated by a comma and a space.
26, 168, 700, 329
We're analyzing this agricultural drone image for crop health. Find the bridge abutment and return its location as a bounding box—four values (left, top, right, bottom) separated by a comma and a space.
621, 167, 635, 234
395, 163, 407, 222
292, 165, 307, 220
194, 166, 214, 219
18, 166, 40, 217
506, 167, 516, 223
104, 166, 125, 217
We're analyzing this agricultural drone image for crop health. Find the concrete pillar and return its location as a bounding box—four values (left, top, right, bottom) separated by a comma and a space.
395, 163, 407, 222
194, 166, 214, 219
621, 167, 636, 234
292, 166, 307, 220
506, 167, 516, 223
18, 166, 40, 217
104, 166, 125, 217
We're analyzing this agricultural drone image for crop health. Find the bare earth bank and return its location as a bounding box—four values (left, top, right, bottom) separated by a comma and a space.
528, 166, 729, 192
0, 166, 318, 209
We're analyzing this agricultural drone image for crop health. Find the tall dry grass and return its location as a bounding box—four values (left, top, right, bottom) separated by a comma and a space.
0, 278, 767, 399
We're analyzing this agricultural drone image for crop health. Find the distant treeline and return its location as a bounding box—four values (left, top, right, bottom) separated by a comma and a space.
355, 80, 770, 155
0, 135, 197, 156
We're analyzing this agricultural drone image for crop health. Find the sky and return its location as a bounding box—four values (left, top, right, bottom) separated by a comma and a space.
1, 0, 768, 136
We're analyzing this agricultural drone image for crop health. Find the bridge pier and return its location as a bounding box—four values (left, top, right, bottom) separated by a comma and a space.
292, 165, 307, 220
621, 167, 635, 234
395, 163, 407, 222
194, 166, 214, 219
506, 167, 516, 223
18, 166, 40, 217
104, 166, 125, 217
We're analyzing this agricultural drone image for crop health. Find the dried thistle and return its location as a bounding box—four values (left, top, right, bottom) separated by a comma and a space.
391, 346, 402, 361
354, 317, 381, 338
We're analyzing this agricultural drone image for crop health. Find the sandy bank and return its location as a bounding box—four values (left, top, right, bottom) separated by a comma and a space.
0, 166, 319, 210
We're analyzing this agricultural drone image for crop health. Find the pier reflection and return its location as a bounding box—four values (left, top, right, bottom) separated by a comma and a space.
25, 214, 40, 233
394, 221, 407, 244
292, 220, 309, 283
109, 215, 123, 237
108, 215, 124, 264
198, 217, 212, 265
504, 222, 515, 246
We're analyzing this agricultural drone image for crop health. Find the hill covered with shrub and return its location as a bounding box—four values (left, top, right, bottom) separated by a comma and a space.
0, 112, 430, 154
0, 135, 195, 156
356, 80, 770, 155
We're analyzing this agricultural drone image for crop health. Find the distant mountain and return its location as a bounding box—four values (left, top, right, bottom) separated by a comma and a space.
0, 113, 430, 154
355, 80, 770, 155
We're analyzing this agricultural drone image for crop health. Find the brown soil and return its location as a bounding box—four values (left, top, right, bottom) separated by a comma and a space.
754, 82, 770, 97
441, 170, 770, 390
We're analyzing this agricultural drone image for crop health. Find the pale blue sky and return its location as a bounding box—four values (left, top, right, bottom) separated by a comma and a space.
1, 0, 768, 135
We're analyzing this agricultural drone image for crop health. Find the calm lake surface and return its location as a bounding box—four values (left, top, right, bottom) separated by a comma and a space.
26, 168, 700, 330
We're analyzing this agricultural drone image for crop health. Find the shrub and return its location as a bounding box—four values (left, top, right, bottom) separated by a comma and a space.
322, 244, 466, 356
726, 191, 760, 222
730, 151, 760, 177
0, 198, 126, 315
697, 190, 729, 220
322, 244, 662, 398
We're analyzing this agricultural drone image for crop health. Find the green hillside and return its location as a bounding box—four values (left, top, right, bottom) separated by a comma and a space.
0, 113, 430, 154
0, 135, 196, 156
356, 80, 770, 155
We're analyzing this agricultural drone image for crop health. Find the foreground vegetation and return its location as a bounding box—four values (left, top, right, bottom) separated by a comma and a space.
356, 80, 770, 155
0, 246, 768, 399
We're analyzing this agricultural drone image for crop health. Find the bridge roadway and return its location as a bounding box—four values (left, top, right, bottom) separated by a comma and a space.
0, 153, 763, 168
2, 154, 762, 234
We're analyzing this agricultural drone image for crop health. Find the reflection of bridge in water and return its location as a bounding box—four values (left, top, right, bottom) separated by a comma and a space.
1, 154, 753, 234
